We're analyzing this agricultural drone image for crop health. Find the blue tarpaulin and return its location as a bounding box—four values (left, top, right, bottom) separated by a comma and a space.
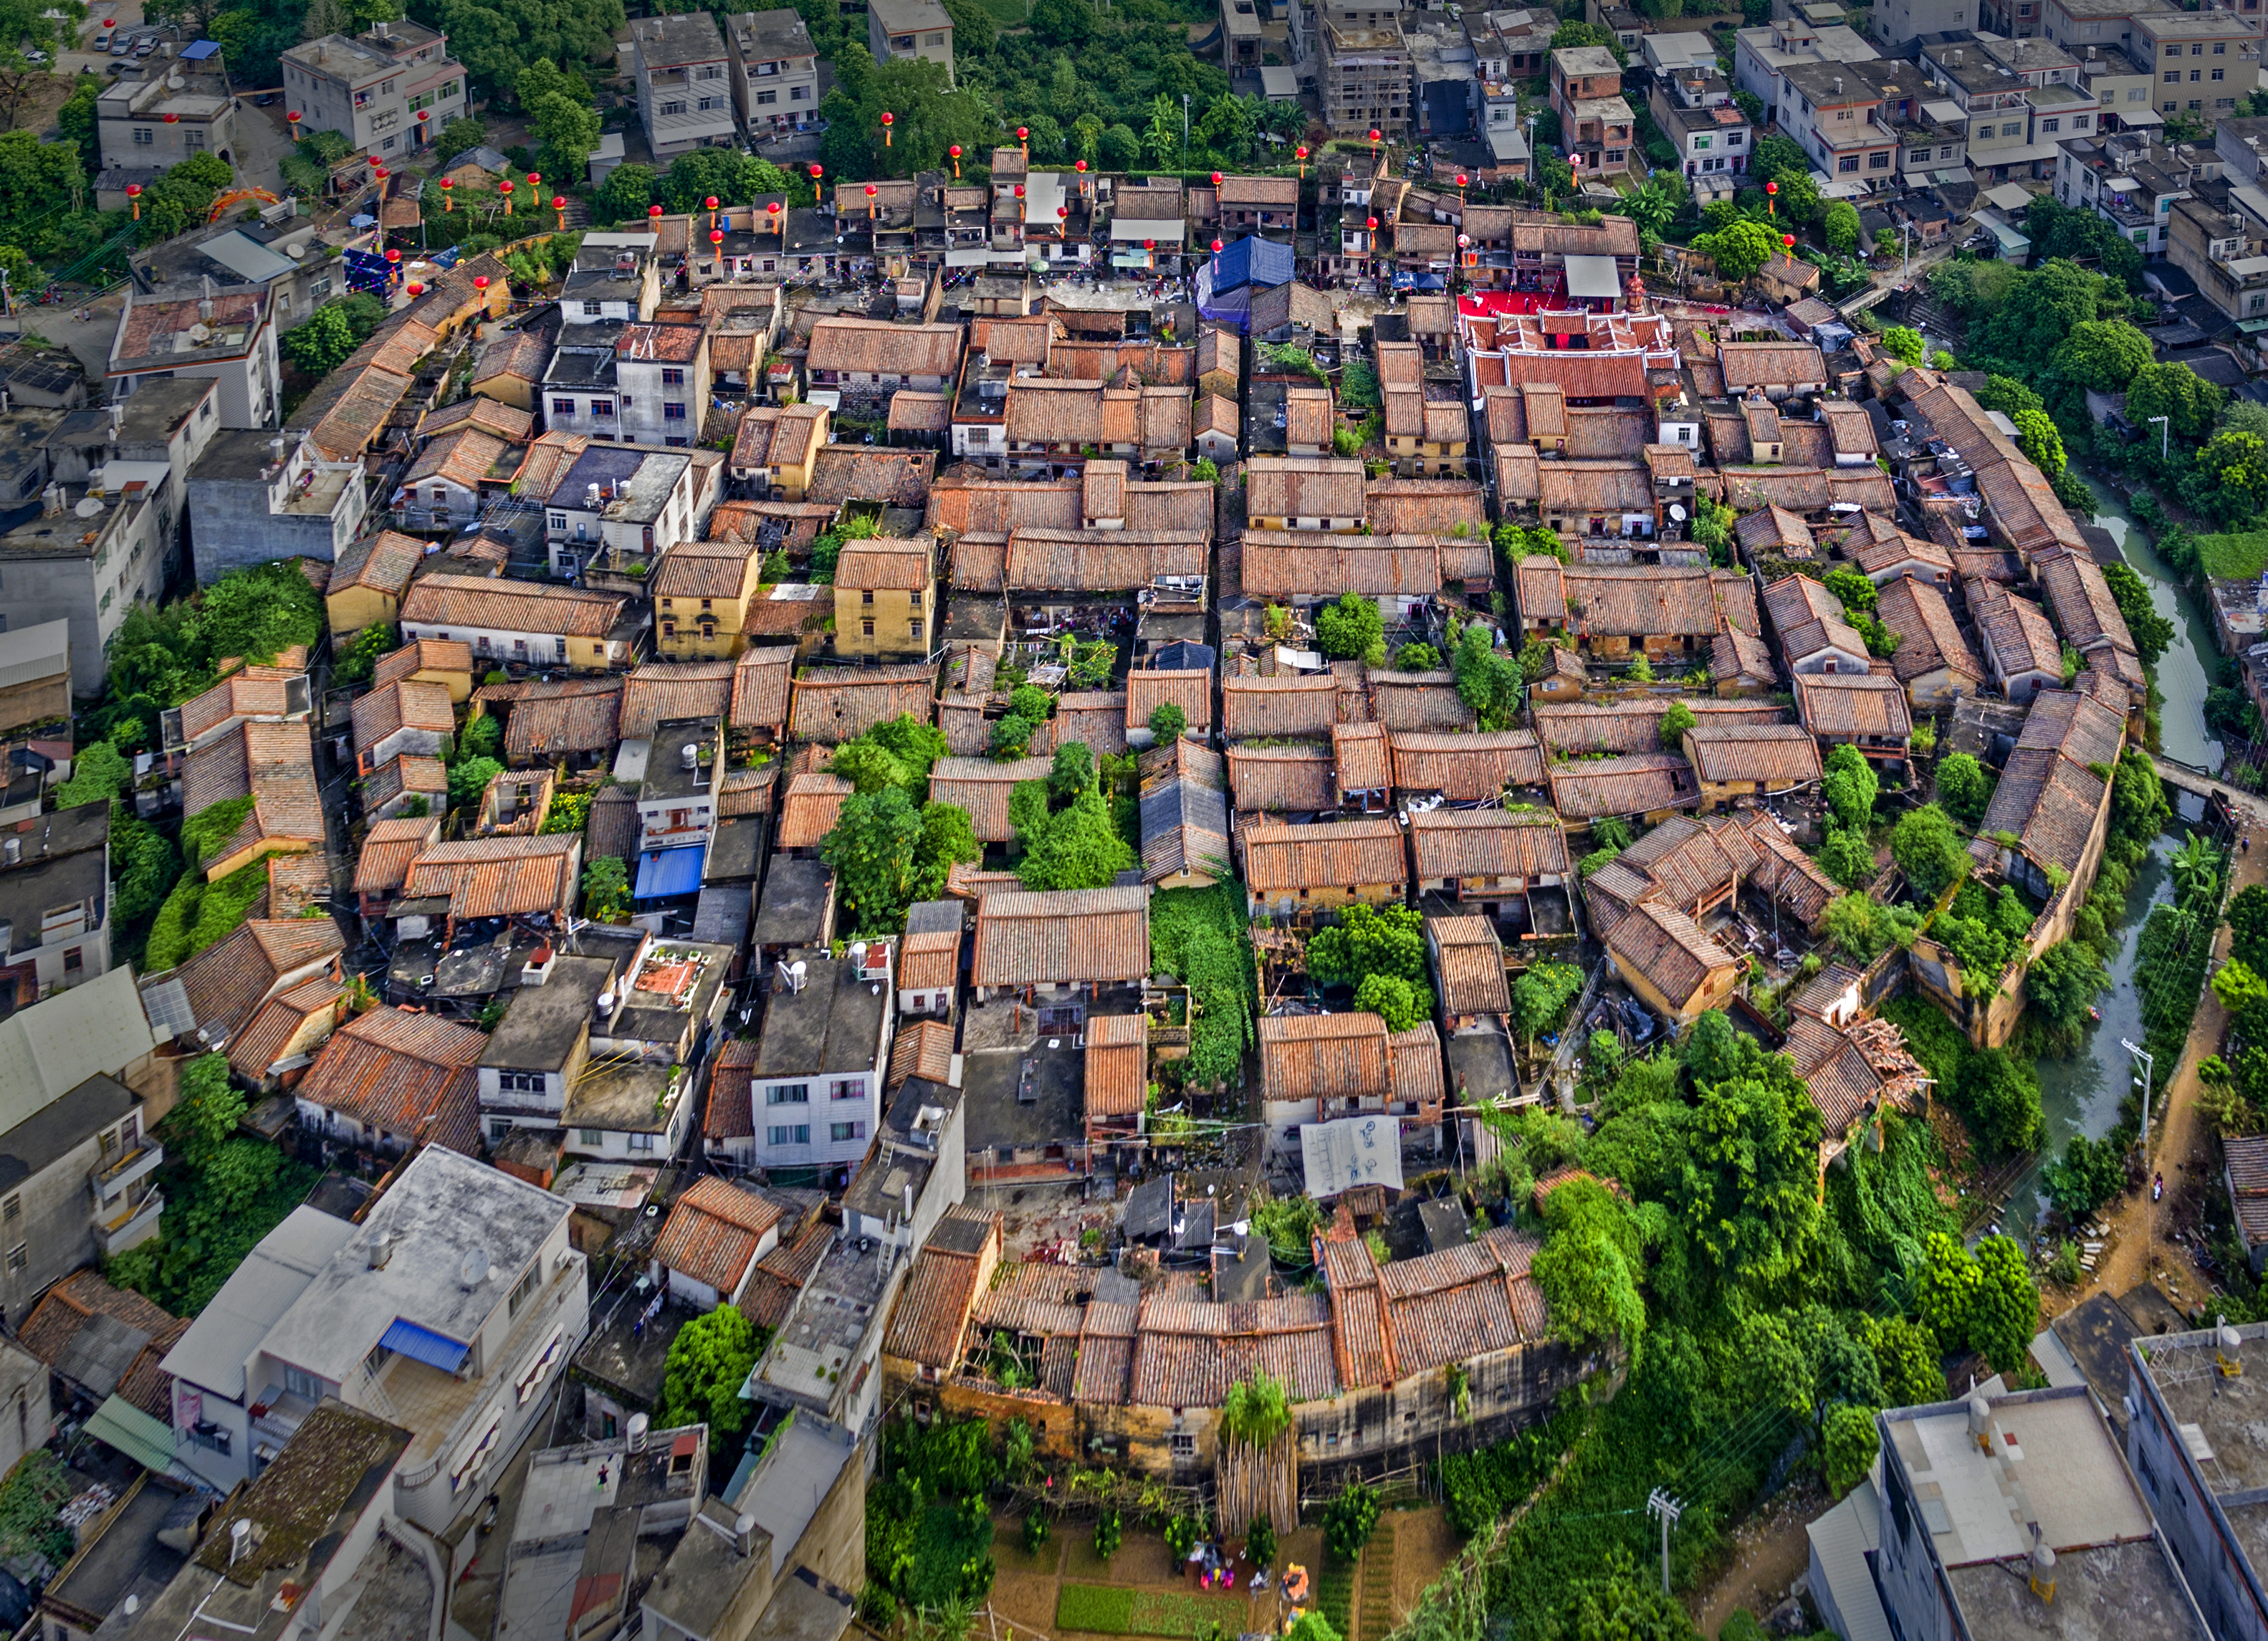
1203, 235, 1293, 295
636, 846, 705, 899
181, 39, 221, 58
380, 1318, 470, 1373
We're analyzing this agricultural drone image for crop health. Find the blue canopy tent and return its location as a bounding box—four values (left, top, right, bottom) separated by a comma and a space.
635, 846, 705, 900
1195, 235, 1296, 335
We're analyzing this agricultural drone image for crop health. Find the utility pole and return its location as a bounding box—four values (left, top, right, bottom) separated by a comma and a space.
2149, 413, 2170, 461
1182, 94, 1190, 178
1646, 1490, 1683, 1597
2123, 1037, 2157, 1253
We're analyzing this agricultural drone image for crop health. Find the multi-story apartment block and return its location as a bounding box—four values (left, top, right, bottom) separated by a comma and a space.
96, 59, 239, 178
1321, 2, 1412, 138
833, 539, 935, 659
2134, 9, 2257, 120
161, 1145, 588, 1531
749, 944, 896, 1182
0, 448, 179, 696
2075, 42, 2161, 132
1652, 64, 1753, 194
539, 443, 721, 577
1734, 14, 1882, 127
2168, 191, 2268, 322
2056, 126, 2196, 250
631, 14, 737, 161
560, 237, 661, 327
613, 323, 711, 449
108, 286, 279, 431
1872, 0, 1976, 57
1551, 45, 1639, 176
727, 9, 819, 133
278, 21, 466, 157
1780, 59, 1928, 188
186, 429, 369, 581
2042, 0, 2179, 61
869, 0, 954, 80
1920, 36, 2095, 181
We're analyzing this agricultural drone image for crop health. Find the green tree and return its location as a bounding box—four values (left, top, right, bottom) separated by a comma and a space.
1821, 744, 1879, 833
53, 741, 130, 810
1678, 1051, 1824, 1294
911, 802, 982, 902
1892, 804, 1966, 901
1014, 785, 1135, 892
1658, 701, 1695, 750
1323, 1483, 1380, 1561
1307, 903, 1427, 988
2050, 318, 2154, 391
2100, 563, 2174, 666
1245, 1514, 1278, 1568
2191, 428, 2268, 527
1880, 325, 1926, 365
446, 755, 502, 812
2014, 408, 2066, 477
1859, 1315, 1946, 1407
2128, 359, 2227, 443
281, 304, 358, 377
435, 113, 489, 158
1817, 828, 1875, 890
2027, 939, 2107, 1038
1316, 591, 1384, 661
657, 1306, 764, 1437
1958, 1048, 2045, 1157
528, 89, 601, 186
832, 738, 913, 795
1220, 1372, 1292, 1448
1822, 198, 1860, 254
596, 161, 656, 223
1533, 1176, 1646, 1350
2040, 1131, 2127, 1219
1823, 567, 1879, 616
1148, 702, 1187, 743
1098, 123, 1142, 170
57, 75, 100, 176
581, 855, 629, 922
823, 786, 923, 933
1822, 1404, 1880, 1496
1694, 218, 1775, 282
2233, 884, 2268, 973
1510, 960, 1582, 1053
1976, 374, 2047, 418
1916, 1232, 2039, 1374
1936, 751, 1990, 828
1354, 972, 1429, 1032
1451, 622, 1523, 732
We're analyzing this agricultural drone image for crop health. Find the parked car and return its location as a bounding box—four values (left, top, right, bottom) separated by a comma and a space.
108, 33, 131, 52
133, 37, 155, 55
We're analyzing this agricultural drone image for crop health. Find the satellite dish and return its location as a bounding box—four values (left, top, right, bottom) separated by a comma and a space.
73, 497, 101, 518
459, 1245, 490, 1287
186, 322, 211, 344
284, 242, 305, 259
1668, 504, 1687, 522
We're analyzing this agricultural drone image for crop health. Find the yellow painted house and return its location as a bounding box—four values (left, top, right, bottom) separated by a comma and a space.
653, 541, 766, 661
833, 538, 936, 659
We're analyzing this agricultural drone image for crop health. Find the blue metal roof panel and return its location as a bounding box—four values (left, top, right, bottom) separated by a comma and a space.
379, 1316, 470, 1373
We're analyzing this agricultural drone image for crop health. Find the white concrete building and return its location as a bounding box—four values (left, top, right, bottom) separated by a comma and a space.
748, 944, 896, 1182
278, 20, 466, 158
630, 14, 738, 161
161, 1146, 588, 1532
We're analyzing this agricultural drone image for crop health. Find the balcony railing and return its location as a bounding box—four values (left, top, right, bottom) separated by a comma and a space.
92, 1141, 162, 1200
95, 1189, 163, 1255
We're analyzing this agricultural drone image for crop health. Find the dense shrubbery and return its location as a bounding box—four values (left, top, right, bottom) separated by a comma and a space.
1152, 883, 1256, 1088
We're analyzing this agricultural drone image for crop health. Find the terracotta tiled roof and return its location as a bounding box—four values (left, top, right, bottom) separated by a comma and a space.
1369, 671, 1476, 732
1331, 721, 1391, 793
1537, 461, 1653, 518
836, 539, 934, 593
1005, 529, 1207, 592
1565, 564, 1721, 638
777, 772, 853, 849
177, 664, 307, 745
704, 1038, 758, 1139
1974, 591, 2063, 683
1762, 573, 1868, 666
1053, 692, 1130, 758
1245, 456, 1367, 522
929, 757, 1054, 843
419, 395, 535, 442
732, 646, 793, 734
807, 317, 964, 379
2016, 687, 2125, 773
1976, 743, 2107, 879
1126, 669, 1212, 732
1085, 1011, 1149, 1119
1718, 340, 1827, 391
1225, 743, 1334, 812
183, 719, 325, 854
1259, 1010, 1387, 1106
1387, 730, 1544, 796
651, 541, 760, 603
297, 1005, 487, 1152
1241, 815, 1406, 893
354, 815, 442, 901
1793, 673, 1912, 741
1875, 574, 1984, 689
972, 886, 1149, 987
899, 922, 960, 994
805, 447, 935, 509
480, 676, 623, 762
1786, 1015, 1885, 1139
375, 637, 474, 686
1126, 1289, 1339, 1406
656, 1177, 789, 1298
884, 1229, 987, 1370
1680, 723, 1823, 787
740, 1222, 831, 1332
1604, 901, 1737, 1010
350, 677, 454, 757
1546, 752, 1700, 820
399, 574, 628, 638
789, 664, 937, 743
330, 532, 429, 601
1240, 533, 1447, 600
1223, 673, 1338, 739
617, 660, 736, 741
227, 975, 347, 1083
1430, 914, 1511, 1016
1409, 808, 1569, 881
399, 833, 581, 919
1139, 737, 1230, 884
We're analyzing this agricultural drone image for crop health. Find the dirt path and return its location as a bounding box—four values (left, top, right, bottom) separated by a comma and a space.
2042, 831, 2268, 1325
1690, 1478, 1827, 1640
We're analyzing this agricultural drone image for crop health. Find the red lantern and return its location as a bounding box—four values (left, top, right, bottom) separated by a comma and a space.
1211, 238, 1224, 253
416, 110, 429, 122
386, 247, 401, 264
1365, 216, 1378, 231
1210, 171, 1222, 186
1766, 180, 1778, 193
949, 143, 962, 178
1016, 125, 1028, 141
1782, 233, 1796, 247
1056, 205, 1067, 219
882, 110, 894, 147
125, 181, 140, 220
552, 196, 565, 210
1143, 239, 1154, 250
865, 183, 878, 197
1296, 145, 1308, 159
649, 203, 662, 219
163, 112, 177, 123
498, 179, 511, 193
704, 195, 718, 211
809, 163, 823, 181
710, 228, 724, 244
407, 282, 425, 296
373, 165, 387, 179
286, 110, 302, 140
101, 16, 113, 23
1368, 128, 1380, 143
1456, 173, 1468, 188
1075, 158, 1087, 173
1014, 183, 1025, 198
949, 144, 962, 158
768, 201, 783, 216
473, 274, 489, 291
527, 173, 540, 190
440, 175, 454, 209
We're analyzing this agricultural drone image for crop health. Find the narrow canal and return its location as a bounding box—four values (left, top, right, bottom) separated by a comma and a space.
1999, 479, 2219, 1233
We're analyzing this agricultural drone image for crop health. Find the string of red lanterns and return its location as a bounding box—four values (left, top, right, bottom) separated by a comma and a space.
881, 110, 894, 148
